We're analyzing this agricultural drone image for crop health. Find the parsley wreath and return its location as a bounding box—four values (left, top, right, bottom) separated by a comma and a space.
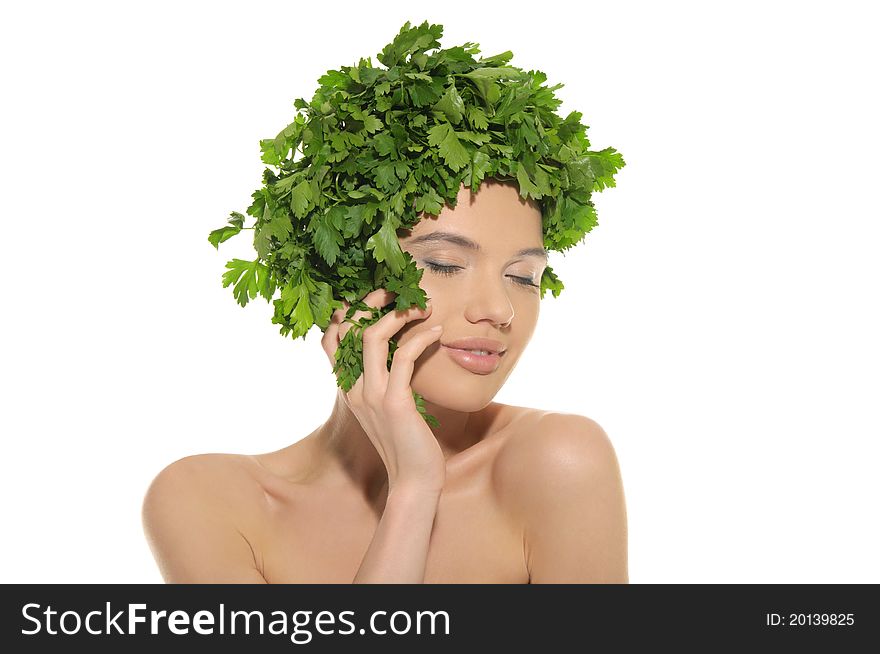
208, 20, 625, 426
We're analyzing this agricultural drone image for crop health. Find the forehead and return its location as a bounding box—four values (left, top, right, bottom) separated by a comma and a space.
400, 181, 544, 251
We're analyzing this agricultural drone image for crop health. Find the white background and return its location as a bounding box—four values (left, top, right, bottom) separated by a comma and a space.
1, 0, 877, 583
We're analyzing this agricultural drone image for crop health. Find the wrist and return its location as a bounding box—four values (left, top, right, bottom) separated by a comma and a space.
388, 478, 444, 500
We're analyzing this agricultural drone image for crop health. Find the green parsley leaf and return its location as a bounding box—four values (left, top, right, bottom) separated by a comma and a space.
211, 20, 625, 427
427, 122, 471, 172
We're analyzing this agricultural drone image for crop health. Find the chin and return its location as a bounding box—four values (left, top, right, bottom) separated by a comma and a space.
409, 351, 516, 412
411, 385, 496, 413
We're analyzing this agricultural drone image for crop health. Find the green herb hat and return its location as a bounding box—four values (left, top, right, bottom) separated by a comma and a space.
208, 19, 625, 426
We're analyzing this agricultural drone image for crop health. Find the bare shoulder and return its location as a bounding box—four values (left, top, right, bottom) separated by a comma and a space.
494, 410, 621, 502
143, 453, 266, 511
492, 409, 628, 582
141, 453, 269, 583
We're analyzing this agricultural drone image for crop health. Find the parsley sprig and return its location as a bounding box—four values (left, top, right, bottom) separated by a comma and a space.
209, 20, 625, 426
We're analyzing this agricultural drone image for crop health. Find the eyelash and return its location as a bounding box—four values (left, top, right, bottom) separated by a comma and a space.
424, 262, 540, 289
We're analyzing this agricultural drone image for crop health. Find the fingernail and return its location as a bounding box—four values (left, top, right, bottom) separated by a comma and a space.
431, 325, 442, 331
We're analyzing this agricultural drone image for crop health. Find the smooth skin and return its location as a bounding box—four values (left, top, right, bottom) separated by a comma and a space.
323, 289, 448, 582
324, 291, 447, 494
142, 179, 628, 583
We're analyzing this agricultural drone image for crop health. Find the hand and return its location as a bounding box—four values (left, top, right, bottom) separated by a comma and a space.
321, 288, 446, 493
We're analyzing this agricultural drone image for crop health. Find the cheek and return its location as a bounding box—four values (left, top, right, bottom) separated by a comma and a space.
387, 274, 451, 346
416, 274, 448, 300
392, 308, 442, 346
511, 298, 540, 340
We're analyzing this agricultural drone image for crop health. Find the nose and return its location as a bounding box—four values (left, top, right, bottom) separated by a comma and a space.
463, 275, 515, 328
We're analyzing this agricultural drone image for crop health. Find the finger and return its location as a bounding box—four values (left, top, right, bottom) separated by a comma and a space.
347, 288, 395, 321
386, 325, 443, 400
322, 299, 351, 366
326, 288, 396, 379
332, 299, 350, 326
362, 302, 432, 400
338, 289, 395, 345
321, 321, 339, 365
361, 288, 396, 310
346, 363, 365, 407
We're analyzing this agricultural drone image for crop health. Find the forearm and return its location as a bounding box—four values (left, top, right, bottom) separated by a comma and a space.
352, 484, 441, 583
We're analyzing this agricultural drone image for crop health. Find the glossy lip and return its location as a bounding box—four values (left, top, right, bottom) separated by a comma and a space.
441, 344, 504, 374
441, 337, 507, 354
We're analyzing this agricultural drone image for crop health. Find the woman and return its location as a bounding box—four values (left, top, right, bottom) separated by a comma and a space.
142, 177, 628, 583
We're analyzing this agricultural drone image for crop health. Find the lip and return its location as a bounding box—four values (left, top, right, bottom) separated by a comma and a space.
441, 344, 505, 375
441, 337, 507, 354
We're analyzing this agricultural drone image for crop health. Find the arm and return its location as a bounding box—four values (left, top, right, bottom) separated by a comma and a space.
499, 413, 629, 583
320, 288, 448, 584
141, 456, 268, 583
352, 483, 441, 584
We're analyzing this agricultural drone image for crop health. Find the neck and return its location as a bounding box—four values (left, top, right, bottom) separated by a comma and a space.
311, 388, 490, 502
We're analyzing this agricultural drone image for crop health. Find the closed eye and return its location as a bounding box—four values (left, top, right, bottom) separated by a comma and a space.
424, 262, 539, 289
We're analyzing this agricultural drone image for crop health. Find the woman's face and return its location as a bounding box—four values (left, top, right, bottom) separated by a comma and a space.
394, 179, 547, 412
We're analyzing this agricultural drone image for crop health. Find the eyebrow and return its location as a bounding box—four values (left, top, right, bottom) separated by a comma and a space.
406, 230, 549, 261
